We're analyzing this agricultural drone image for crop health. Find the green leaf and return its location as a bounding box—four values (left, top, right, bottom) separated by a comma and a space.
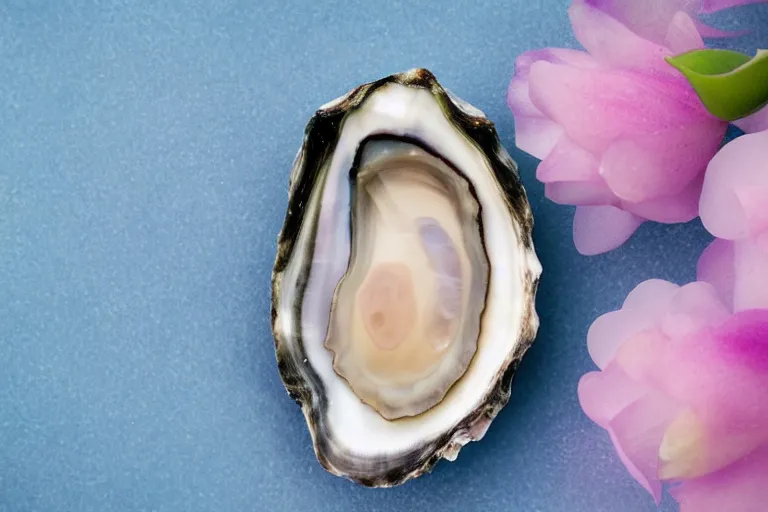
666, 49, 768, 122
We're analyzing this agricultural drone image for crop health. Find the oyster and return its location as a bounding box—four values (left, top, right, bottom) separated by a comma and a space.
271, 69, 541, 487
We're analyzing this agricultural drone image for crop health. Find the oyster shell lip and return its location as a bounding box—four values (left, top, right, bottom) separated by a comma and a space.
270, 68, 542, 488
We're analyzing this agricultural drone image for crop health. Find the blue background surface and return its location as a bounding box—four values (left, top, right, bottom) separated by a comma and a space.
2, 1, 766, 511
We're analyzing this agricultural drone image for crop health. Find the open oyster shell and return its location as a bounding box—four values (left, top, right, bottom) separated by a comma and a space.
271, 68, 541, 487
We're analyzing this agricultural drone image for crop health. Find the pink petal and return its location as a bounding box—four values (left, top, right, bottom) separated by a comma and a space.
613, 327, 671, 386
508, 66, 557, 162
508, 49, 598, 160
578, 366, 647, 425
599, 121, 725, 202
756, 231, 768, 253
588, 311, 640, 368
577, 365, 680, 501
699, 0, 768, 14
623, 278, 682, 310
621, 172, 703, 223
576, 0, 706, 50
652, 311, 768, 476
512, 115, 564, 161
580, 0, 703, 48
605, 282, 728, 371
697, 238, 736, 311
713, 309, 768, 373
535, 136, 618, 205
527, 60, 718, 156
573, 205, 644, 255
659, 281, 730, 339
699, 130, 768, 241
628, 307, 768, 391
537, 136, 601, 182
545, 181, 619, 206
734, 185, 768, 236
568, 0, 674, 72
507, 76, 541, 119
697, 238, 768, 312
607, 389, 682, 502
513, 47, 601, 79
664, 11, 705, 53
734, 106, 768, 134
588, 310, 653, 369
588, 279, 679, 368
733, 239, 768, 311
673, 445, 768, 512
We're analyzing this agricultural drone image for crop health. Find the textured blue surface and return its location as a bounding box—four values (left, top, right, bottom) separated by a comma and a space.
2, 1, 767, 511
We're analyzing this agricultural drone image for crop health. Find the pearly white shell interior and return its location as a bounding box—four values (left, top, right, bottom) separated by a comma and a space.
277, 82, 539, 462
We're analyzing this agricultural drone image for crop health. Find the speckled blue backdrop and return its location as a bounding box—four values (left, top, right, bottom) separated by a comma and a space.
2, 1, 767, 511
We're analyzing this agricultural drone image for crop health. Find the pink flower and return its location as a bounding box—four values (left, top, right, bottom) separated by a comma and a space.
698, 130, 768, 311
578, 132, 768, 510
578, 279, 768, 510
508, 0, 730, 255
587, 0, 768, 39
587, 0, 768, 133
593, 0, 768, 135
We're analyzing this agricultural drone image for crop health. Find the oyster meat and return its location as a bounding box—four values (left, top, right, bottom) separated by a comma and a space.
271, 69, 541, 487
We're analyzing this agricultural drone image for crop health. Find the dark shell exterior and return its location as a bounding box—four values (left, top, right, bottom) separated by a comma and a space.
270, 68, 541, 487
